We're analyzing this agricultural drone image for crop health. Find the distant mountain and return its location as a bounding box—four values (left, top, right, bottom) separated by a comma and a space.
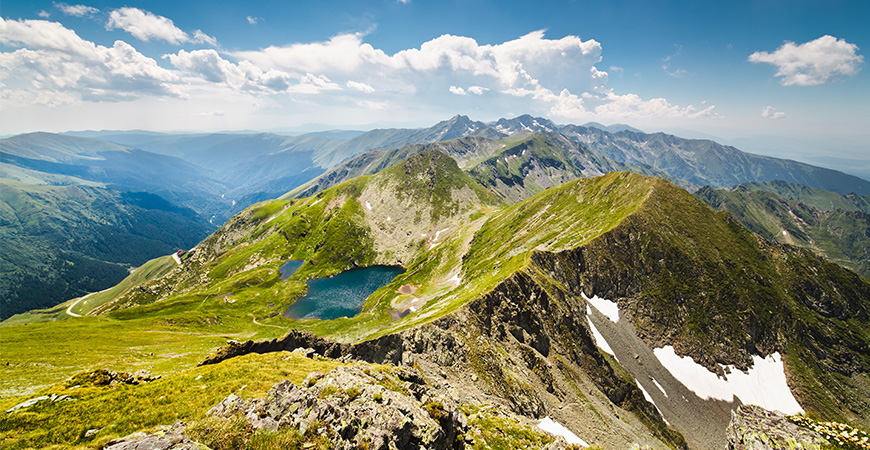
287, 132, 695, 203
581, 122, 644, 133
0, 180, 211, 319
491, 114, 559, 134
284, 135, 506, 199
557, 124, 870, 195
695, 182, 870, 278
735, 179, 870, 213
0, 132, 231, 218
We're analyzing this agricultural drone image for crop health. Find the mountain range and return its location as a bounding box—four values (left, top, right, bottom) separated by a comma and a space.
2, 115, 869, 449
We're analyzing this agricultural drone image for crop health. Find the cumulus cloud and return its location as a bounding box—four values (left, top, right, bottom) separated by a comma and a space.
38, 10, 51, 18
347, 80, 374, 93
0, 17, 716, 124
54, 3, 100, 17
761, 105, 785, 119
230, 30, 711, 121
0, 17, 183, 105
106, 7, 216, 46
467, 85, 488, 95
748, 35, 863, 86
588, 92, 718, 120
165, 48, 341, 94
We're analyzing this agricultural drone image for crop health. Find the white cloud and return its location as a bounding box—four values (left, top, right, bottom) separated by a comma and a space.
166, 48, 290, 92
357, 100, 389, 110
107, 7, 215, 46
397, 0, 411, 4
38, 10, 51, 18
591, 92, 718, 119
192, 30, 218, 46
166, 48, 341, 94
449, 86, 466, 95
761, 105, 785, 119
54, 3, 100, 17
467, 85, 488, 95
0, 18, 183, 105
748, 35, 863, 86
609, 65, 624, 76
347, 80, 374, 93
246, 16, 262, 25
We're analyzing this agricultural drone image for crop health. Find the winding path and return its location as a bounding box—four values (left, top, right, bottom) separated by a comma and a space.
249, 313, 285, 329
65, 290, 104, 317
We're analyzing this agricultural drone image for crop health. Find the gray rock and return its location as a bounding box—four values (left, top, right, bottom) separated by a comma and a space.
726, 405, 827, 450
210, 365, 467, 449
103, 422, 208, 450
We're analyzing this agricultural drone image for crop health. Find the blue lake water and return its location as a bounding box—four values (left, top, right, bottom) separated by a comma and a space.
283, 266, 405, 320
278, 260, 304, 280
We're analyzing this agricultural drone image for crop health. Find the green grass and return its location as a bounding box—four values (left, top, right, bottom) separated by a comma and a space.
0, 351, 343, 449
73, 256, 177, 316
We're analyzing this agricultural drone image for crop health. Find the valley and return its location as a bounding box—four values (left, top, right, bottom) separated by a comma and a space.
2, 116, 869, 449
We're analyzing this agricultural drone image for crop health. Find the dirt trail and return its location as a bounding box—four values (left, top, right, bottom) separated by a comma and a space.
249, 313, 286, 329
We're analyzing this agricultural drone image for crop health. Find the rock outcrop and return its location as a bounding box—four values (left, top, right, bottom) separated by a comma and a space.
726, 405, 826, 450
210, 365, 467, 450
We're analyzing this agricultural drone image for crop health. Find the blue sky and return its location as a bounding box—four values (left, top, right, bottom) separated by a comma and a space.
1, 0, 867, 174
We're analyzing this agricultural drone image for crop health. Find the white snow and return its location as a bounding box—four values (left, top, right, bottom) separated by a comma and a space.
586, 309, 615, 358
537, 417, 589, 446
636, 380, 670, 425
434, 227, 449, 240
310, 198, 322, 206
653, 346, 803, 414
636, 380, 655, 404
583, 293, 619, 323
651, 378, 668, 397
522, 150, 527, 156
447, 273, 462, 286
365, 201, 372, 210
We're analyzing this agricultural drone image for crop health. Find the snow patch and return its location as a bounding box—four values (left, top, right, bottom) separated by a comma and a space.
310, 198, 322, 206
586, 310, 615, 358
583, 293, 619, 322
447, 273, 462, 286
653, 346, 803, 414
434, 227, 449, 240
636, 380, 670, 425
537, 417, 589, 446
651, 378, 668, 397
365, 201, 372, 210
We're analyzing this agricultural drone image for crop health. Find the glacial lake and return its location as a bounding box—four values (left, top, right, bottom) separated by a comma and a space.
278, 260, 304, 280
283, 265, 405, 320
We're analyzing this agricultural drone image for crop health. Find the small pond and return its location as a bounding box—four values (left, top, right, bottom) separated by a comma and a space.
283, 265, 405, 320
278, 260, 304, 280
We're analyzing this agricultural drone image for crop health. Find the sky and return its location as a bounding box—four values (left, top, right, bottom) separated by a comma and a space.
1, 1, 867, 175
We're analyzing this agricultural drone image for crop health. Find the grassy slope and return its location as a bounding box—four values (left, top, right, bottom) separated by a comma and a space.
1, 255, 176, 325
695, 185, 870, 277
0, 351, 343, 449
737, 180, 870, 213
